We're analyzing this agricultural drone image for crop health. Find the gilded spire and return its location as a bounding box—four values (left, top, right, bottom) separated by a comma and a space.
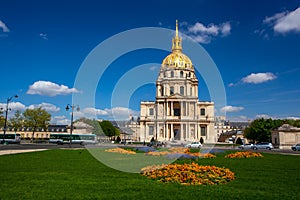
172, 20, 182, 52
175, 19, 179, 38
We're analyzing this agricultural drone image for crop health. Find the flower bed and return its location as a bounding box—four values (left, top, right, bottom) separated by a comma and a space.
146, 151, 170, 156
169, 147, 190, 154
145, 148, 216, 159
141, 162, 235, 185
105, 148, 136, 155
225, 151, 263, 158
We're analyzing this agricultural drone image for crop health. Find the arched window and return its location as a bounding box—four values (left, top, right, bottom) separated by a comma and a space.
170, 86, 174, 95
171, 71, 174, 78
180, 86, 184, 95
180, 71, 183, 78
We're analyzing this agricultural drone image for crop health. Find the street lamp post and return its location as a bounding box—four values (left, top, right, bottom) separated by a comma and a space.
1, 95, 18, 144
65, 104, 80, 147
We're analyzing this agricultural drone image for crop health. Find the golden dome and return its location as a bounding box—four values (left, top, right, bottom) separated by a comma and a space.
161, 20, 194, 69
162, 52, 193, 68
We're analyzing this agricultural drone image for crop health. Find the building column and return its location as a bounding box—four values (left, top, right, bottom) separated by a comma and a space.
164, 123, 167, 140
187, 123, 190, 140
171, 123, 174, 140
180, 124, 183, 140
187, 102, 189, 117
194, 102, 196, 119
171, 101, 173, 116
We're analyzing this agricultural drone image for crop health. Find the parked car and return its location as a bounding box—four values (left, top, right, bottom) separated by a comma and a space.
253, 142, 273, 150
185, 142, 202, 148
147, 141, 163, 147
119, 139, 133, 145
291, 143, 300, 151
238, 143, 254, 150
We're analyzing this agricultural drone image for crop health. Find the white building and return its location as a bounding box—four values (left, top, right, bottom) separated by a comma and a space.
272, 124, 300, 149
139, 21, 215, 143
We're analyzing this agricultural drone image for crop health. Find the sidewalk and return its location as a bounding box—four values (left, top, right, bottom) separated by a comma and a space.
0, 149, 48, 156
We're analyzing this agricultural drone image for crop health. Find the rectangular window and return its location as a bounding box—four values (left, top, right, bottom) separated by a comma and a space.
200, 108, 205, 116
174, 109, 180, 116
149, 125, 154, 136
170, 86, 174, 95
201, 126, 206, 136
180, 86, 184, 95
149, 108, 154, 115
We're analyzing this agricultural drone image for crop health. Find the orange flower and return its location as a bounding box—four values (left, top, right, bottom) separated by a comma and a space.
225, 151, 263, 158
141, 162, 235, 185
105, 148, 136, 155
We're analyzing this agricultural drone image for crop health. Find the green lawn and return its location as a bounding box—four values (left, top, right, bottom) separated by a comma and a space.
0, 149, 299, 199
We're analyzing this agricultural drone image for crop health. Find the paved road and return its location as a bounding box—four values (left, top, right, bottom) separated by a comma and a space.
0, 143, 84, 150
1, 143, 299, 155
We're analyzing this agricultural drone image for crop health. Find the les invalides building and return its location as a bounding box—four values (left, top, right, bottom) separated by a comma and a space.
139, 21, 216, 143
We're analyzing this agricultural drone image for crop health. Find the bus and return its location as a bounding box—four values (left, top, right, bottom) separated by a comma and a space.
49, 133, 97, 145
0, 133, 21, 144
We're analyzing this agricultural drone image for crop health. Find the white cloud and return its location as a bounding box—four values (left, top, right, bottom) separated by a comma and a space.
184, 21, 231, 44
100, 107, 139, 120
242, 72, 277, 84
58, 106, 139, 121
228, 83, 235, 87
27, 81, 80, 97
79, 106, 139, 120
220, 22, 231, 36
188, 35, 211, 44
51, 115, 70, 125
0, 20, 10, 32
263, 12, 287, 24
0, 102, 26, 112
39, 33, 48, 40
82, 107, 108, 116
28, 102, 60, 113
0, 102, 26, 119
287, 117, 300, 120
255, 114, 272, 119
227, 115, 249, 122
188, 22, 219, 35
220, 106, 244, 113
264, 7, 300, 34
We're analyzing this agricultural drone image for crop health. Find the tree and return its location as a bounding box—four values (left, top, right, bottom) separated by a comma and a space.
244, 118, 282, 143
99, 120, 120, 138
23, 107, 51, 142
0, 110, 4, 128
9, 110, 24, 131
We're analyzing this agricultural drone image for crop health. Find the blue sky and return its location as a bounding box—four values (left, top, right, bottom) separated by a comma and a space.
0, 0, 300, 124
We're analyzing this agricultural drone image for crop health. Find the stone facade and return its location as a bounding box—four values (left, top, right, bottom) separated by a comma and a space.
139, 21, 215, 143
272, 124, 300, 149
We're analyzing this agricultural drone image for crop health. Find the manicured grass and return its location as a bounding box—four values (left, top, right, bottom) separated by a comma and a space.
0, 149, 299, 199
